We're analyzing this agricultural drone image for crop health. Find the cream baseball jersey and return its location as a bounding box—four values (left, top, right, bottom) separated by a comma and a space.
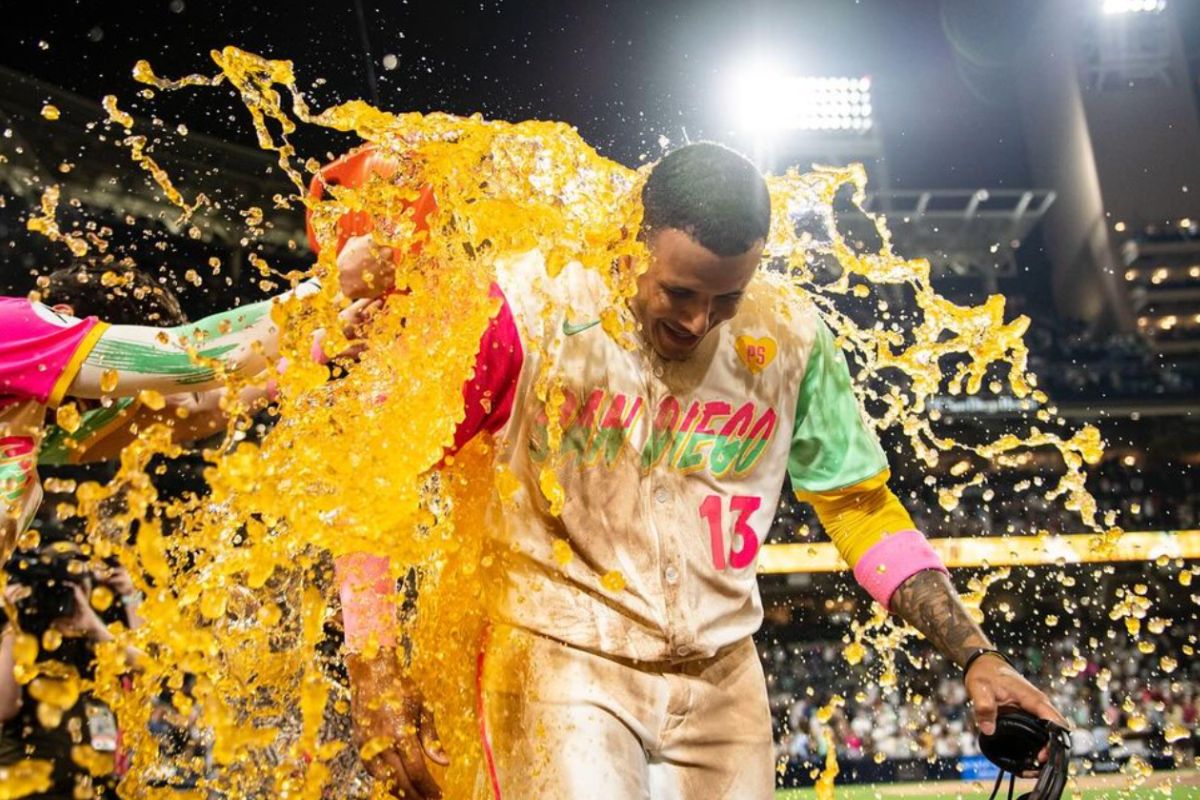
453, 251, 907, 662
310, 148, 948, 660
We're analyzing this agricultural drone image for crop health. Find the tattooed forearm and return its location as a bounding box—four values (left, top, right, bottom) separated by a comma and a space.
889, 569, 992, 667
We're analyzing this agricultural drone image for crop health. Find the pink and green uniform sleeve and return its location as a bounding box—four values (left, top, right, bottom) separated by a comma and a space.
788, 320, 946, 609
0, 298, 107, 532
80, 283, 317, 394
1, 435, 37, 516
0, 297, 108, 408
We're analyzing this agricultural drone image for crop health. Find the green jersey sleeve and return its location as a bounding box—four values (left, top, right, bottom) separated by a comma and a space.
788, 319, 888, 494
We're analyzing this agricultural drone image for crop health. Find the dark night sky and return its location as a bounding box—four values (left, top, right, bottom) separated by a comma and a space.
1, 0, 1090, 189
3, 0, 1200, 319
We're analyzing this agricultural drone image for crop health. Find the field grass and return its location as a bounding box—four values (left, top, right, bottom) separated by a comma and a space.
775, 791, 1190, 799
774, 775, 1200, 799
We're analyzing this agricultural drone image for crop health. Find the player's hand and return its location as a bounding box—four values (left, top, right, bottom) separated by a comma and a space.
347, 649, 447, 799
338, 297, 384, 361
965, 653, 1070, 775
337, 234, 396, 301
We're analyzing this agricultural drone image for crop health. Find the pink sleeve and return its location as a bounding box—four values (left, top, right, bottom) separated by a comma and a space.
335, 285, 523, 651
0, 297, 106, 407
334, 553, 397, 651
851, 529, 948, 610
452, 283, 524, 452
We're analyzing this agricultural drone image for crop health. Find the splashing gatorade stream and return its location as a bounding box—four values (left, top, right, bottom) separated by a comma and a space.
16, 45, 1129, 798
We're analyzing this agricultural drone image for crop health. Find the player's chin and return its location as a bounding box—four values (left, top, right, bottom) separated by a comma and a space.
654, 322, 702, 360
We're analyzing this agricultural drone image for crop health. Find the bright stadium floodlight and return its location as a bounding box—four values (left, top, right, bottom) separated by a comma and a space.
1102, 0, 1166, 14
726, 66, 873, 136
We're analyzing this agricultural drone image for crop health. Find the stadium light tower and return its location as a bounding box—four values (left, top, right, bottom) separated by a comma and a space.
716, 56, 1055, 294
725, 67, 874, 138
1101, 0, 1166, 14
720, 60, 880, 182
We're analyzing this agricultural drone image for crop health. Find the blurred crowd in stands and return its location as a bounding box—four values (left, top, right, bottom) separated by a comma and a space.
773, 457, 1199, 545
1025, 321, 1199, 402
763, 614, 1199, 767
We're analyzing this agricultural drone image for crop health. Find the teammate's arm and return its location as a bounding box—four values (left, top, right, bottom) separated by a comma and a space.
62, 236, 393, 401
0, 624, 20, 723
38, 385, 271, 467
63, 281, 319, 400
314, 144, 521, 799
48, 295, 380, 465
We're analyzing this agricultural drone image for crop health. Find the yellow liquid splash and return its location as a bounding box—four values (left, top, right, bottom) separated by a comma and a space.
19, 45, 1133, 798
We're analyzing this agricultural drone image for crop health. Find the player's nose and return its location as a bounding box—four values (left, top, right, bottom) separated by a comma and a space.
680, 302, 710, 337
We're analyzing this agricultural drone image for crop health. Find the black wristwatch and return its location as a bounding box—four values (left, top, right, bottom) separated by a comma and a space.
963, 647, 1013, 678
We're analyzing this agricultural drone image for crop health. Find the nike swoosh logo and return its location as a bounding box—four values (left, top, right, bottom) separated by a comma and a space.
562, 318, 601, 336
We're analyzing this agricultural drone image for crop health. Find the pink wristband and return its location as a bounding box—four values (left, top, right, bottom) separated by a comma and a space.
334, 553, 397, 651
311, 330, 331, 365
852, 529, 947, 610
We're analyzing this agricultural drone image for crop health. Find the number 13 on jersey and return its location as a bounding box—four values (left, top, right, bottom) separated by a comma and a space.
699, 494, 762, 570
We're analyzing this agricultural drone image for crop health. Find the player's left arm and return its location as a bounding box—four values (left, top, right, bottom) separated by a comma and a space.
789, 320, 1068, 740
887, 569, 1068, 741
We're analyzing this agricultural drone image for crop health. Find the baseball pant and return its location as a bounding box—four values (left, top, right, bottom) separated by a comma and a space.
473, 623, 775, 800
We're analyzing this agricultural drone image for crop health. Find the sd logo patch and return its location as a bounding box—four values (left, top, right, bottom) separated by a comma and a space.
735, 336, 776, 374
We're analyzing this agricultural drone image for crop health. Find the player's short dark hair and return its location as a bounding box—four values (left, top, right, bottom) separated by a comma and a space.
41, 263, 186, 327
641, 142, 771, 257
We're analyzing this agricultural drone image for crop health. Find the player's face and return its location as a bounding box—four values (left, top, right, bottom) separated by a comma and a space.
632, 228, 763, 360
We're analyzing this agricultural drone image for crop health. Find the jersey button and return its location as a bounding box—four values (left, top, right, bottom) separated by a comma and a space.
664, 566, 679, 584
654, 488, 669, 504
675, 645, 691, 657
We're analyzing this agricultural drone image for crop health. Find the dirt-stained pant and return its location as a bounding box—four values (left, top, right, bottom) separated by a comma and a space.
474, 624, 775, 800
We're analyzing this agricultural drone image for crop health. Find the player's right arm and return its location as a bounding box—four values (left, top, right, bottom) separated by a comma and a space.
312, 145, 522, 798
332, 268, 521, 798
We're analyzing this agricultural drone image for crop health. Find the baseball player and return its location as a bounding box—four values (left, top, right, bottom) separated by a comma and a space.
315, 142, 1069, 799
0, 256, 388, 561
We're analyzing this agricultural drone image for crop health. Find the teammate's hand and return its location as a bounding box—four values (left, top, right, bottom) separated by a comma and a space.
340, 298, 384, 336
337, 234, 396, 301
338, 297, 385, 361
347, 649, 448, 799
965, 653, 1070, 775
